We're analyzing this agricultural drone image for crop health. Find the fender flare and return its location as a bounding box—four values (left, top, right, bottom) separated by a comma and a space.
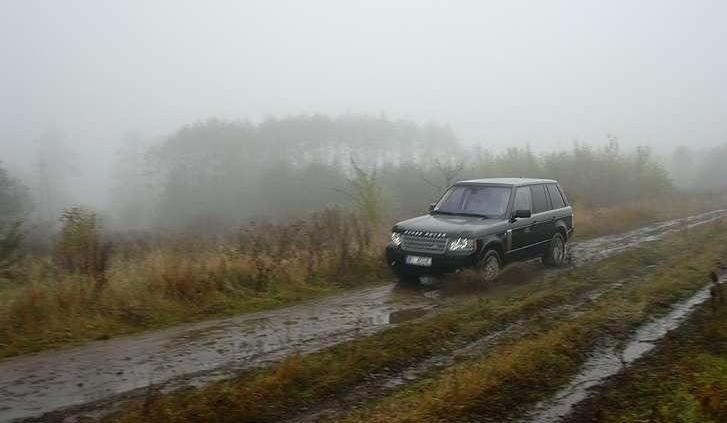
477, 235, 505, 260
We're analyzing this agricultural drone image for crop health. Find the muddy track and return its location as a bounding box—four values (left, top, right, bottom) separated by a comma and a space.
280, 263, 647, 423
1, 209, 726, 422
519, 272, 725, 423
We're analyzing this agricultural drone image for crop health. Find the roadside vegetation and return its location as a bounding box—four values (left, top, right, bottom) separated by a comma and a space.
2, 117, 727, 359
566, 291, 727, 423
0, 207, 385, 357
0, 161, 726, 357
103, 221, 727, 423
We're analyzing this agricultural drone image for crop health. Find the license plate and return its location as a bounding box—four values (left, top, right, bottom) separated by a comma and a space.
406, 255, 432, 267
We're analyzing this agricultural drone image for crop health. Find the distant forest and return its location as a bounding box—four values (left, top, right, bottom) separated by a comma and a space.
2, 115, 727, 233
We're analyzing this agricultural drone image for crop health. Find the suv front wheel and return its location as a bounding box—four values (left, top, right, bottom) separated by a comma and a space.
543, 233, 566, 267
478, 249, 502, 282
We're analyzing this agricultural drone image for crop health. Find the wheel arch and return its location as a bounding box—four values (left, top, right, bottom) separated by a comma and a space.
477, 236, 505, 261
554, 221, 569, 240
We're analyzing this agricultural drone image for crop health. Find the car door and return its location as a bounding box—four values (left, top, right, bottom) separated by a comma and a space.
509, 186, 536, 255
529, 184, 555, 250
546, 183, 571, 231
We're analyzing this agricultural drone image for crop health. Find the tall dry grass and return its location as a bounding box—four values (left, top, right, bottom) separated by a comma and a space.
0, 208, 388, 357
1, 194, 726, 357
573, 192, 727, 239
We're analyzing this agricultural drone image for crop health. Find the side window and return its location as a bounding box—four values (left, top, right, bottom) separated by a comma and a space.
547, 184, 566, 209
556, 184, 570, 206
530, 184, 549, 214
513, 187, 531, 212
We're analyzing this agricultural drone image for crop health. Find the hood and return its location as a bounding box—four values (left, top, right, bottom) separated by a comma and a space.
392, 213, 507, 237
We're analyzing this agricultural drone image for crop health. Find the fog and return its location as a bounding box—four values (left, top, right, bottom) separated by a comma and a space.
1, 0, 727, 217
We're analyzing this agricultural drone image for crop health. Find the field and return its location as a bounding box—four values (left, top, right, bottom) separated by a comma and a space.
0, 194, 724, 359
100, 216, 727, 423
1, 197, 727, 423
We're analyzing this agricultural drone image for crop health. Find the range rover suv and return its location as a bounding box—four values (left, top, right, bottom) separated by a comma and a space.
386, 178, 573, 283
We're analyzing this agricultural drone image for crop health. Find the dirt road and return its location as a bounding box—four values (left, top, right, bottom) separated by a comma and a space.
1, 209, 725, 422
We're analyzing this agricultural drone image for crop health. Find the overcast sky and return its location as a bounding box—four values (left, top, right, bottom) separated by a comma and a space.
2, 0, 727, 204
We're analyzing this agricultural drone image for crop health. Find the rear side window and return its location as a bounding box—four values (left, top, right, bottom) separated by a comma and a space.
557, 184, 570, 206
530, 184, 549, 214
547, 184, 566, 209
513, 187, 531, 212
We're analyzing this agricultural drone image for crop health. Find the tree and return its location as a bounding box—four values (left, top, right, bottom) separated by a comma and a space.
0, 162, 30, 221
345, 160, 385, 225
0, 162, 30, 277
34, 128, 77, 221
110, 132, 160, 230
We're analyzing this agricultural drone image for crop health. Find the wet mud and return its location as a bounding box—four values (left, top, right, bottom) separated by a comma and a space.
1, 209, 726, 422
519, 274, 723, 423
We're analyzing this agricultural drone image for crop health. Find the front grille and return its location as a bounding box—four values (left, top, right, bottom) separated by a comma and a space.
401, 230, 448, 254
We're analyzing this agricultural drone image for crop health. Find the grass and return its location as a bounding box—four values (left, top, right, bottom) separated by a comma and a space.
0, 208, 389, 358
103, 220, 727, 423
572, 192, 727, 239
0, 195, 724, 359
341, 223, 727, 423
565, 293, 727, 422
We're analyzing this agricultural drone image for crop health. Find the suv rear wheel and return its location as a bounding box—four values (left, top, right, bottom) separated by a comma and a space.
543, 233, 566, 267
478, 249, 502, 282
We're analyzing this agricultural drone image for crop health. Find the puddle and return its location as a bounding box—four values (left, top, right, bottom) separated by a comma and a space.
520, 279, 719, 423
0, 285, 436, 422
1, 210, 725, 422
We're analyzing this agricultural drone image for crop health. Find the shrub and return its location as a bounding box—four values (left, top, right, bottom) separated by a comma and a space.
0, 221, 24, 279
54, 207, 112, 291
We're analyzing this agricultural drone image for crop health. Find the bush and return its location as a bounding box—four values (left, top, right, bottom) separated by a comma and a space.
0, 221, 24, 279
54, 207, 111, 291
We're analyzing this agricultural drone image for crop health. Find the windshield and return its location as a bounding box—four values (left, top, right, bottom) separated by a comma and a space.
433, 185, 511, 218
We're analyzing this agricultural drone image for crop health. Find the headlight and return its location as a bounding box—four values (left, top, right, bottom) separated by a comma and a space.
449, 237, 475, 251
391, 232, 402, 246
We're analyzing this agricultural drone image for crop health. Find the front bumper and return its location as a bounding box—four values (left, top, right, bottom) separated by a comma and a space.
385, 245, 478, 275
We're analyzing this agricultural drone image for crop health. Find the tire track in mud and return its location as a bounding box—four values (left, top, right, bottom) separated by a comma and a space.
519, 272, 725, 423
1, 209, 726, 422
280, 269, 635, 423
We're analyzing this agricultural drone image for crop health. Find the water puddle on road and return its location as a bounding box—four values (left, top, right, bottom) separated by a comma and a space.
519, 281, 718, 423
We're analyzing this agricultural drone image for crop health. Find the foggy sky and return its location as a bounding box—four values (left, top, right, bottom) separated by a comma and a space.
2, 0, 727, 207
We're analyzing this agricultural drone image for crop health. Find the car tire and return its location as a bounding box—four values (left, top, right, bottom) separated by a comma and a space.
543, 232, 566, 267
478, 249, 502, 283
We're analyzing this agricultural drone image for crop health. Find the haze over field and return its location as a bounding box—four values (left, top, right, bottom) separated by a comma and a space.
1, 0, 727, 212
3, 3, 727, 422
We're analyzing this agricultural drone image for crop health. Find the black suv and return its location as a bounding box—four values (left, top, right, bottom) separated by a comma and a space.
386, 178, 573, 283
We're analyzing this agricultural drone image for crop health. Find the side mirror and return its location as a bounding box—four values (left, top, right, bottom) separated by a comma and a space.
428, 203, 436, 212
512, 209, 532, 220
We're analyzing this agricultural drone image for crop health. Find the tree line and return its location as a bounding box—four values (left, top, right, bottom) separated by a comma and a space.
4, 114, 727, 237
